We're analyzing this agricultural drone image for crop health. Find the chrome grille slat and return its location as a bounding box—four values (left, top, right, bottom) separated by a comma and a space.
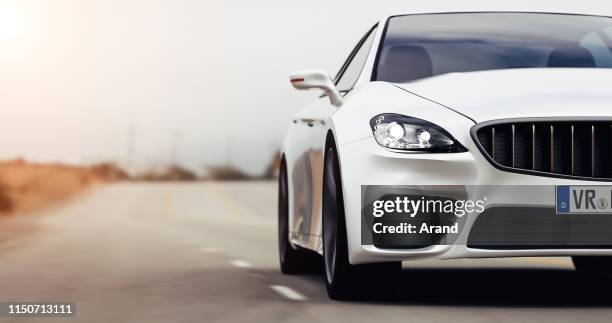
592, 125, 595, 177
571, 125, 575, 176
531, 124, 536, 170
550, 125, 554, 173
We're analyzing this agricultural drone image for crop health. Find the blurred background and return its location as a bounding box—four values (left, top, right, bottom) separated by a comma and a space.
2, 1, 612, 322
1, 0, 611, 179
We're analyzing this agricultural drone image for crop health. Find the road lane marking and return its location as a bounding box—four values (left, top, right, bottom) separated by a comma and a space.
230, 260, 253, 268
270, 285, 307, 301
162, 192, 174, 217
213, 185, 252, 218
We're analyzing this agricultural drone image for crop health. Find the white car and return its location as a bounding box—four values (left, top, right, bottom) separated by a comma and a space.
279, 11, 612, 299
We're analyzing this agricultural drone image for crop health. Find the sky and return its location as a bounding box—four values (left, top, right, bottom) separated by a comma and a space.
1, 0, 612, 175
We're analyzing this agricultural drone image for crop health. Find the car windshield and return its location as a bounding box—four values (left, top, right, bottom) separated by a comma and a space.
375, 12, 612, 83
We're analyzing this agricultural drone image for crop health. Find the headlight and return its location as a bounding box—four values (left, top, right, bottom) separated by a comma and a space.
370, 114, 467, 152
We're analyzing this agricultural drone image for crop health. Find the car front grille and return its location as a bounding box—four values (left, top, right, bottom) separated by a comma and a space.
472, 118, 612, 180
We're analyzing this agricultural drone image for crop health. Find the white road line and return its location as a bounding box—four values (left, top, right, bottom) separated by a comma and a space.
270, 285, 307, 301
230, 260, 253, 268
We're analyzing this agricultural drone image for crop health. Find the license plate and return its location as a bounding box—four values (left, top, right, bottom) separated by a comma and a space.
556, 185, 612, 214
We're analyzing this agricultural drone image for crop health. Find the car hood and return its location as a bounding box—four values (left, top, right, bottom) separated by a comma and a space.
393, 68, 612, 123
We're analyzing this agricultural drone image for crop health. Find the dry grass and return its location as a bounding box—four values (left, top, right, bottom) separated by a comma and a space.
0, 160, 124, 215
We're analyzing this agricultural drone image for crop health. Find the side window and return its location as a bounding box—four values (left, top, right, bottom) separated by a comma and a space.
335, 26, 378, 92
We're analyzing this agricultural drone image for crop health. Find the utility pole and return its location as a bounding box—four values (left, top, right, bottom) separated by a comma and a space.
226, 137, 233, 167
126, 124, 135, 174
170, 130, 183, 166
109, 125, 117, 164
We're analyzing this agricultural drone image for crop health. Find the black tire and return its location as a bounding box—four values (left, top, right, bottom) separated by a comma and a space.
322, 140, 401, 300
572, 256, 612, 276
278, 158, 321, 274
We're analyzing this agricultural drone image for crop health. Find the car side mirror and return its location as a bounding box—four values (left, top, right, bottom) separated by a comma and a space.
289, 70, 344, 107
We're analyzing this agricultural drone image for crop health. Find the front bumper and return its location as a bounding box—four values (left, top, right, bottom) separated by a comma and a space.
338, 136, 612, 265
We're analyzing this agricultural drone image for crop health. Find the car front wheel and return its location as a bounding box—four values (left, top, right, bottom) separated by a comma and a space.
322, 141, 401, 300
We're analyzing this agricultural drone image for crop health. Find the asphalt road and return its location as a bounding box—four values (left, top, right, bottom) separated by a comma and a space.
1, 182, 612, 323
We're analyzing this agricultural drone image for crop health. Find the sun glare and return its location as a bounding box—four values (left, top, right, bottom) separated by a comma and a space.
0, 5, 24, 42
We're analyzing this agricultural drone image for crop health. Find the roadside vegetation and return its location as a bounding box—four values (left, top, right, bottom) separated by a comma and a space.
0, 160, 126, 215
0, 152, 281, 215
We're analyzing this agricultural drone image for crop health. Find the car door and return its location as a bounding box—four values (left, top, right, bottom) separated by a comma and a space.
288, 25, 378, 251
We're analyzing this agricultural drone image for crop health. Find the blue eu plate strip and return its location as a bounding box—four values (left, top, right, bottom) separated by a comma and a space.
556, 185, 570, 214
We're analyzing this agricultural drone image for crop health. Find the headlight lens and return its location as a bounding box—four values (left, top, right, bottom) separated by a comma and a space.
370, 114, 467, 152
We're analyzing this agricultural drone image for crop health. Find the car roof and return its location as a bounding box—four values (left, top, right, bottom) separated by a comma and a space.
379, 11, 612, 22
